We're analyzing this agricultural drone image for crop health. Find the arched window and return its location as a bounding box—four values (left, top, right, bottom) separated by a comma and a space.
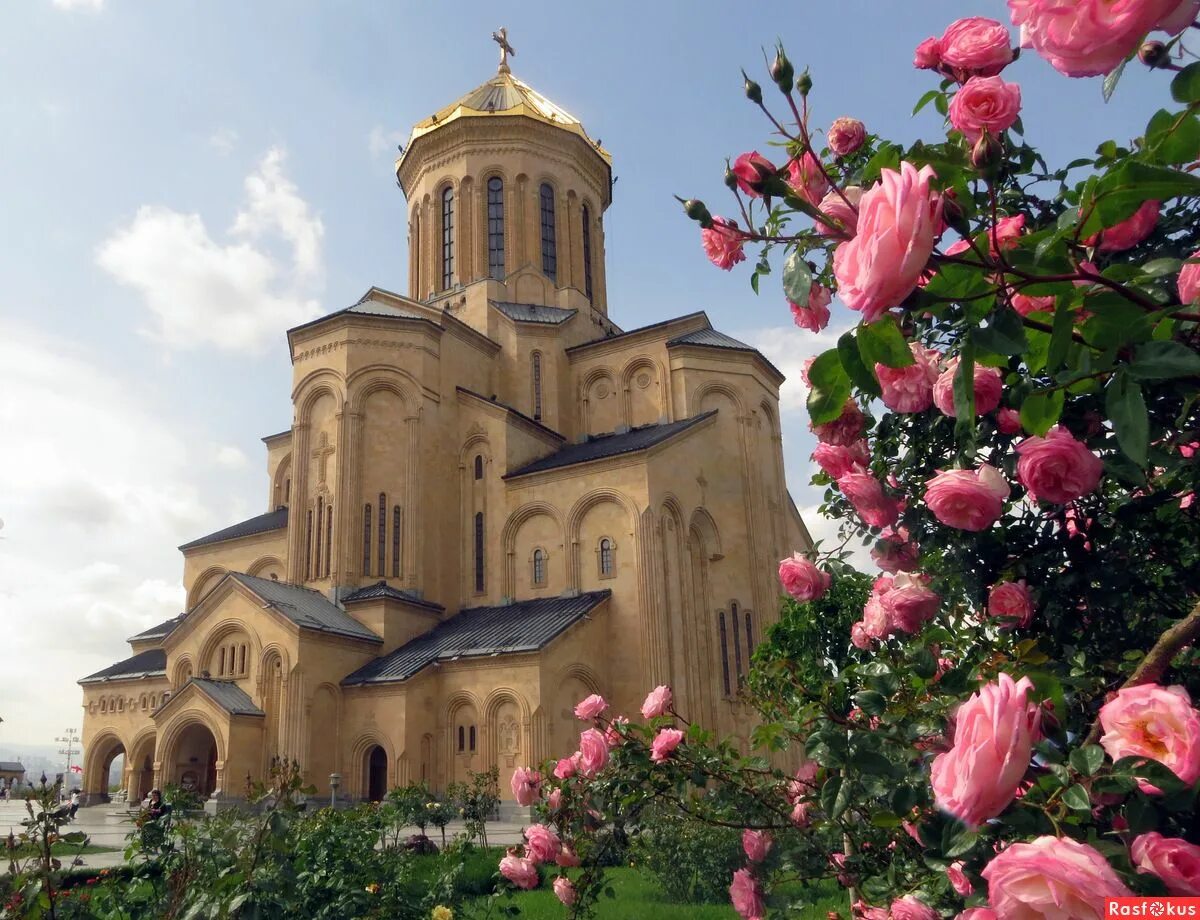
532, 352, 543, 421
599, 538, 614, 577
377, 493, 386, 578
100, 698, 107, 713
744, 610, 754, 658
718, 612, 732, 697
441, 186, 455, 290
239, 644, 247, 675
362, 503, 372, 575
474, 512, 485, 593
284, 478, 291, 504
533, 548, 546, 587
457, 726, 465, 752
392, 505, 402, 578
582, 204, 594, 300
469, 726, 477, 752
315, 497, 324, 578
487, 176, 505, 279
731, 601, 744, 683
325, 503, 333, 578
305, 509, 314, 579
539, 183, 557, 282
474, 455, 484, 480
219, 647, 227, 676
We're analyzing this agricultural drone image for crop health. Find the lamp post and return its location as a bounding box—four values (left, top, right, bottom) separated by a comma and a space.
329, 773, 340, 808
55, 729, 80, 799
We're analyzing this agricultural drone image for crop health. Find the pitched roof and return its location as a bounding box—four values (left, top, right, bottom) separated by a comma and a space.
505, 411, 717, 478
188, 678, 265, 716
127, 614, 186, 644
666, 327, 754, 350
0, 762, 24, 773
342, 590, 610, 685
79, 649, 167, 684
456, 387, 565, 442
178, 507, 288, 552
342, 581, 445, 611
228, 573, 381, 643
491, 301, 577, 325
287, 297, 440, 338
566, 311, 708, 353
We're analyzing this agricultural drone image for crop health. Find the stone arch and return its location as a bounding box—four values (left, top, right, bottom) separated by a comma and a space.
196, 617, 259, 680
171, 655, 195, 688
82, 729, 126, 802
555, 662, 603, 697
187, 565, 228, 610
127, 726, 158, 803
581, 366, 619, 435
271, 453, 292, 509
501, 501, 566, 597
567, 489, 638, 589
248, 555, 284, 579
692, 380, 746, 418
158, 714, 224, 796
446, 690, 481, 782
484, 688, 529, 795
688, 507, 723, 560
620, 355, 664, 428
350, 731, 395, 799
292, 373, 347, 417
346, 369, 418, 416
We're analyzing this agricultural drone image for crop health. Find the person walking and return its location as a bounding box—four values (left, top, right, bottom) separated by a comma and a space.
68, 790, 79, 821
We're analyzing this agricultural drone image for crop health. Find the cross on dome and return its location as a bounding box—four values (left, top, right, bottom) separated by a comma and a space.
491, 27, 515, 73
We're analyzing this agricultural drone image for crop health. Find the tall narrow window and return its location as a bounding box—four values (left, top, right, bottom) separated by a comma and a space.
487, 176, 505, 279
219, 648, 226, 676
377, 493, 386, 578
599, 538, 614, 577
238, 644, 247, 675
457, 726, 465, 752
532, 352, 543, 421
441, 186, 455, 290
744, 610, 754, 659
582, 204, 594, 300
362, 504, 372, 575
533, 548, 546, 586
392, 506, 402, 577
474, 511, 485, 592
325, 503, 333, 578
474, 455, 483, 480
469, 726, 477, 752
305, 510, 313, 579
718, 612, 731, 697
539, 183, 557, 282
731, 601, 744, 682
314, 497, 323, 578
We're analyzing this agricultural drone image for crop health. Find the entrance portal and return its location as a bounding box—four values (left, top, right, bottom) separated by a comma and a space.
365, 745, 387, 802
83, 736, 125, 804
170, 723, 219, 798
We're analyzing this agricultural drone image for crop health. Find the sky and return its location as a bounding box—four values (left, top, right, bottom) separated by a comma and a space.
0, 0, 1178, 750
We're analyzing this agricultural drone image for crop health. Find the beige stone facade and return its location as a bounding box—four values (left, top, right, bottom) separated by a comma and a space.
78, 60, 813, 808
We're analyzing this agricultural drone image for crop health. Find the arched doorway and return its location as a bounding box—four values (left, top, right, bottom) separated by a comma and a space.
83, 735, 125, 804
170, 723, 219, 797
127, 732, 157, 805
365, 745, 387, 802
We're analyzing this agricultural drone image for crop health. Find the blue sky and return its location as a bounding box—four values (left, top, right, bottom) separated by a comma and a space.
0, 0, 1175, 747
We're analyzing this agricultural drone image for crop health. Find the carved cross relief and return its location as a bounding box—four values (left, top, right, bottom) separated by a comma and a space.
311, 432, 335, 486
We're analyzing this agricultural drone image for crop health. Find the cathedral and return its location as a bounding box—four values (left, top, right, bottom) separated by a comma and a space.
78, 37, 813, 809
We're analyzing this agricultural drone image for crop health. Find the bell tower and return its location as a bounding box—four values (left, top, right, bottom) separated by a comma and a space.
395, 31, 613, 330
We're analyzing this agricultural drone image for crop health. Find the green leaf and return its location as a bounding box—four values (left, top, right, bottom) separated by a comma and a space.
1069, 745, 1106, 777
1046, 296, 1074, 372
1093, 161, 1200, 228
1142, 257, 1184, 278
1128, 340, 1200, 379
952, 342, 977, 435
858, 319, 915, 369
975, 307, 1029, 356
782, 249, 813, 306
940, 820, 979, 858
1171, 61, 1200, 104
838, 331, 882, 397
850, 749, 894, 776
1145, 108, 1200, 166
1106, 373, 1149, 466
1103, 60, 1126, 103
912, 89, 941, 116
1062, 784, 1092, 812
820, 774, 845, 818
1020, 388, 1065, 436
806, 349, 852, 426
1081, 300, 1154, 349
852, 690, 887, 716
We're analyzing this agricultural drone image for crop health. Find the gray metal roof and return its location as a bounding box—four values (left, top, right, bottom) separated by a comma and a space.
230, 573, 381, 643
491, 301, 577, 325
457, 387, 565, 441
179, 507, 288, 551
188, 678, 265, 716
344, 299, 429, 320
79, 649, 167, 684
342, 581, 445, 611
0, 762, 24, 773
127, 613, 186, 643
506, 411, 717, 478
566, 311, 708, 353
342, 590, 610, 685
666, 327, 754, 350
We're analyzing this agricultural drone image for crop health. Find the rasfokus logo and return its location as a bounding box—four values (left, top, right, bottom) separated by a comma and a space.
1108, 898, 1200, 917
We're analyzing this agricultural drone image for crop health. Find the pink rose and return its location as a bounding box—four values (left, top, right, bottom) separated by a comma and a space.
790, 799, 812, 826
742, 829, 773, 863
577, 728, 610, 777
605, 715, 628, 748
553, 754, 579, 780
574, 693, 608, 721
982, 836, 1131, 918
850, 621, 873, 649
1011, 292, 1055, 316
553, 875, 577, 906
990, 214, 1025, 254
787, 150, 831, 206
871, 526, 920, 573
816, 186, 863, 237
791, 283, 832, 332
933, 357, 1003, 417
833, 163, 943, 323
729, 868, 766, 920
891, 895, 938, 920
702, 217, 747, 271
988, 580, 1034, 628
547, 788, 563, 811
1178, 249, 1200, 304
499, 853, 540, 890
839, 472, 902, 529
1099, 683, 1200, 792
778, 553, 832, 602
957, 910, 997, 920
880, 573, 941, 633
813, 440, 869, 480
924, 464, 1010, 531
941, 17, 1015, 75
731, 151, 776, 198
948, 860, 974, 896
641, 685, 673, 719
524, 823, 562, 864
914, 36, 943, 69
877, 342, 940, 413
949, 75, 1022, 143
650, 727, 685, 763
1131, 832, 1200, 896
556, 844, 581, 867
996, 407, 1022, 434
510, 766, 541, 807
1010, 0, 1186, 76
1086, 199, 1160, 252
932, 674, 1041, 827
1015, 425, 1103, 504
828, 117, 866, 156
812, 400, 866, 446
1160, 1, 1200, 33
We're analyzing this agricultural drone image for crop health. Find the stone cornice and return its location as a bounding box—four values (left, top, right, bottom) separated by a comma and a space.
666, 343, 786, 388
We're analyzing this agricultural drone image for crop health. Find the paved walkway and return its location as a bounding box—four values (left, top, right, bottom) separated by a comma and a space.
1, 799, 529, 871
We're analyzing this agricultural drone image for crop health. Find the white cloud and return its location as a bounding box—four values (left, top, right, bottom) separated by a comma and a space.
96, 147, 324, 353
215, 445, 248, 469
739, 315, 857, 416
207, 127, 238, 156
367, 125, 405, 159
51, 0, 102, 10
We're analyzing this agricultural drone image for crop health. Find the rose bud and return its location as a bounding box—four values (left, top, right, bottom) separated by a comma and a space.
1139, 41, 1169, 68
771, 46, 795, 93
742, 70, 763, 105
680, 197, 713, 228
971, 133, 1003, 171
724, 167, 738, 191
796, 70, 813, 96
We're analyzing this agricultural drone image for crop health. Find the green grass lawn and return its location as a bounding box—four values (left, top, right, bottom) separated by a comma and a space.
8, 842, 119, 857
